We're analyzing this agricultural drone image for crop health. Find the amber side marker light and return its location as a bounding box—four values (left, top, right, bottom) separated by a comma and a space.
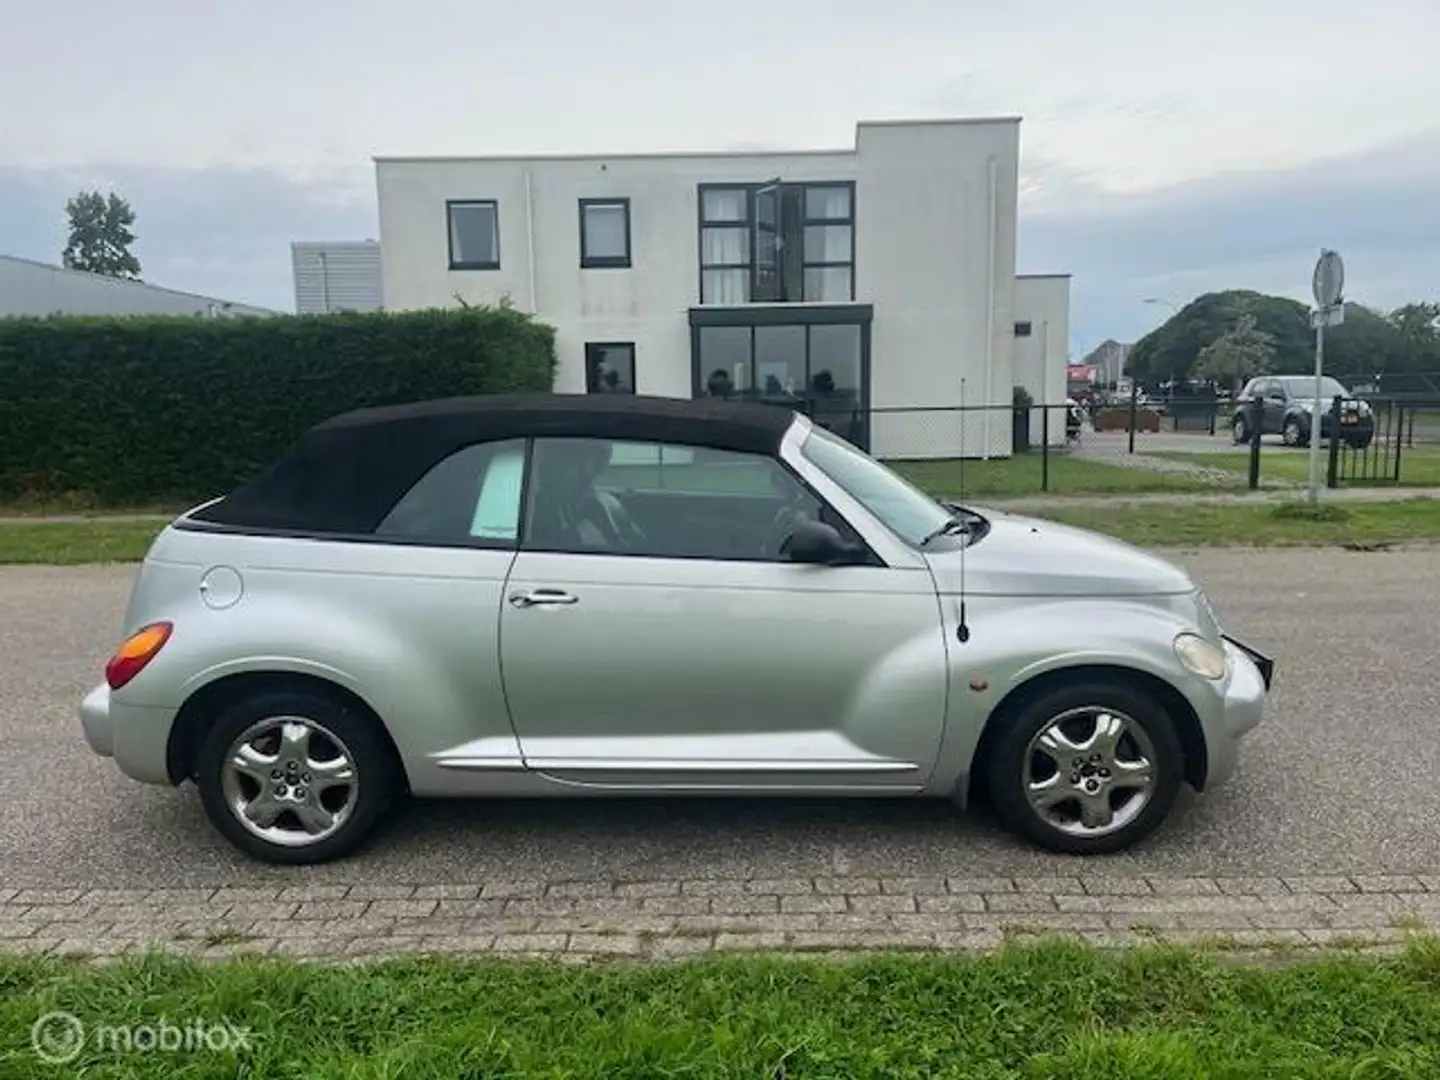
105, 622, 173, 690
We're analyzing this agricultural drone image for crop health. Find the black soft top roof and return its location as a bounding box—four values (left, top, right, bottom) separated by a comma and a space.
189, 393, 800, 534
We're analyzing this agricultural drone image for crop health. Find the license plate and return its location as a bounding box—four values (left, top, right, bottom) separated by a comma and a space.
1341, 414, 1357, 424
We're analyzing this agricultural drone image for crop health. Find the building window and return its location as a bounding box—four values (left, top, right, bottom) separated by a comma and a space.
700, 187, 751, 304
690, 307, 870, 448
447, 200, 500, 270
1014, 321, 1033, 337
801, 183, 854, 302
579, 198, 631, 268
697, 181, 855, 305
585, 342, 636, 394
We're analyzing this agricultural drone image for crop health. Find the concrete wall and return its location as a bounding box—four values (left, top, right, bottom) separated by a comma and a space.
376, 117, 1024, 458
0, 256, 275, 318
1013, 274, 1072, 446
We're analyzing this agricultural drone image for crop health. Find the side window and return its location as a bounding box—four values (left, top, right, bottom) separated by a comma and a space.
375, 438, 526, 546
523, 436, 841, 561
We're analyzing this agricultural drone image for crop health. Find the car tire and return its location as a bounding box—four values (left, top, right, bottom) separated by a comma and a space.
1282, 417, 1305, 447
984, 679, 1185, 856
194, 688, 400, 865
1231, 415, 1248, 444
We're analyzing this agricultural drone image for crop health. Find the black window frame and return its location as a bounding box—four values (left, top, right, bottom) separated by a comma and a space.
1014, 321, 1033, 337
696, 180, 856, 305
798, 181, 855, 304
517, 434, 880, 565
688, 304, 874, 450
584, 341, 637, 394
579, 197, 632, 269
698, 184, 754, 304
446, 199, 501, 271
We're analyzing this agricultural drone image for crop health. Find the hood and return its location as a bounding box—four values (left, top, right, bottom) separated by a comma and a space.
1295, 395, 1368, 411
926, 508, 1195, 598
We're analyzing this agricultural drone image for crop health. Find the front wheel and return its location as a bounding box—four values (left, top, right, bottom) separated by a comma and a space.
1231, 415, 1249, 444
194, 689, 401, 864
1282, 417, 1305, 447
984, 680, 1184, 855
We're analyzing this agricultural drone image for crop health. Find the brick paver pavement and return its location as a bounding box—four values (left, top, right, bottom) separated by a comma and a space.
5, 873, 1439, 962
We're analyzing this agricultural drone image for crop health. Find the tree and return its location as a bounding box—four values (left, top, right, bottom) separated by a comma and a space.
1127, 290, 1311, 383
61, 190, 141, 278
1192, 313, 1277, 391
1323, 303, 1407, 382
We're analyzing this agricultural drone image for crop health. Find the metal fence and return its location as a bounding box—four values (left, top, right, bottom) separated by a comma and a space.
791, 392, 1440, 497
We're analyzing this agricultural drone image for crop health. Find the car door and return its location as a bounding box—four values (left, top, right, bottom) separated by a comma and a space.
497, 435, 949, 793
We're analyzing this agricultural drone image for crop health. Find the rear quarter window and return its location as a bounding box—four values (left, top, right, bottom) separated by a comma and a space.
374, 438, 527, 545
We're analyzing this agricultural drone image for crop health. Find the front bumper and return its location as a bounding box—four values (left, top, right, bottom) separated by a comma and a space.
1315, 413, 1374, 441
77, 681, 178, 785
1201, 637, 1273, 789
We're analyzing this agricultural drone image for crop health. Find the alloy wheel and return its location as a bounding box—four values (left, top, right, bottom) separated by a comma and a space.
219, 715, 360, 847
1022, 706, 1157, 837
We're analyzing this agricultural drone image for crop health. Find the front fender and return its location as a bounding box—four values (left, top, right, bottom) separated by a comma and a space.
927, 595, 1217, 796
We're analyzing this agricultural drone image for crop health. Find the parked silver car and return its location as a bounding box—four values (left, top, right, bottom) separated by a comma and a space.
79, 394, 1273, 864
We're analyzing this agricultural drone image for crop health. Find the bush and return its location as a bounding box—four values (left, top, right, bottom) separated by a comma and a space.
0, 308, 557, 506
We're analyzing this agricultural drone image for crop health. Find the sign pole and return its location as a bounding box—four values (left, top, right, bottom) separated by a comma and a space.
1307, 321, 1325, 505
1307, 249, 1345, 506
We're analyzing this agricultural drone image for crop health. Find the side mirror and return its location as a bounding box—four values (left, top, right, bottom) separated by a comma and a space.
786, 519, 864, 566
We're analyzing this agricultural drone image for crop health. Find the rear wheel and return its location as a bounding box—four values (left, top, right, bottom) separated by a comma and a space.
194, 688, 400, 864
1231, 415, 1249, 444
984, 680, 1184, 855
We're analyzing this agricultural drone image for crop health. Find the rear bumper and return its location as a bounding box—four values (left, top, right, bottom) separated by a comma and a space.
1202, 637, 1273, 789
77, 681, 178, 785
79, 682, 114, 756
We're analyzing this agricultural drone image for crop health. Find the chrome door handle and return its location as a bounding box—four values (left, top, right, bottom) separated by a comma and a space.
508, 589, 579, 608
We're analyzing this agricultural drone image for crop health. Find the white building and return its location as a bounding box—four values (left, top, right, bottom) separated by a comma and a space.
291, 240, 384, 314
1080, 339, 1132, 389
1014, 274, 1072, 445
0, 254, 276, 318
375, 117, 1070, 457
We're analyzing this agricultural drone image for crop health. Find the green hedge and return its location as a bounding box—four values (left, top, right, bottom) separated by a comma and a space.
0, 308, 557, 506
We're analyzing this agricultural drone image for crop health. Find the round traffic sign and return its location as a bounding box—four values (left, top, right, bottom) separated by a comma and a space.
1312, 249, 1344, 308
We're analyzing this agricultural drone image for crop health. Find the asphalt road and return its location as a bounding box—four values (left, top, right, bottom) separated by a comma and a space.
4, 549, 1437, 888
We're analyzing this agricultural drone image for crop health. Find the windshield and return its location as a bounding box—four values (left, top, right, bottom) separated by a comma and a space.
799, 425, 953, 546
1279, 376, 1349, 399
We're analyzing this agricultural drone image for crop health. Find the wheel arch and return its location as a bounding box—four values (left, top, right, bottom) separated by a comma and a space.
969, 663, 1208, 798
166, 670, 410, 791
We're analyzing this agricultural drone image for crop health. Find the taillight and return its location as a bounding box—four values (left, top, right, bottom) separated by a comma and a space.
105, 622, 173, 690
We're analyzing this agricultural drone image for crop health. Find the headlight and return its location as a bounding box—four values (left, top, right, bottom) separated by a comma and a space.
1174, 632, 1227, 680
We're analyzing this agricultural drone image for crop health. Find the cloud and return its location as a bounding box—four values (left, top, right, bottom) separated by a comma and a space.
1020, 128, 1440, 352
0, 164, 375, 311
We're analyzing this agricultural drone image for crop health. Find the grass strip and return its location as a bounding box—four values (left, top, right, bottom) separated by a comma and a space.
2, 939, 1440, 1078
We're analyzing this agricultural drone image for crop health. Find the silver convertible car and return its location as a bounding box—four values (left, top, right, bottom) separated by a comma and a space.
79, 394, 1273, 864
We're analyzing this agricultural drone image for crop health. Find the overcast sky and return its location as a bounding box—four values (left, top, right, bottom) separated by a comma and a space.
3, 0, 1437, 354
